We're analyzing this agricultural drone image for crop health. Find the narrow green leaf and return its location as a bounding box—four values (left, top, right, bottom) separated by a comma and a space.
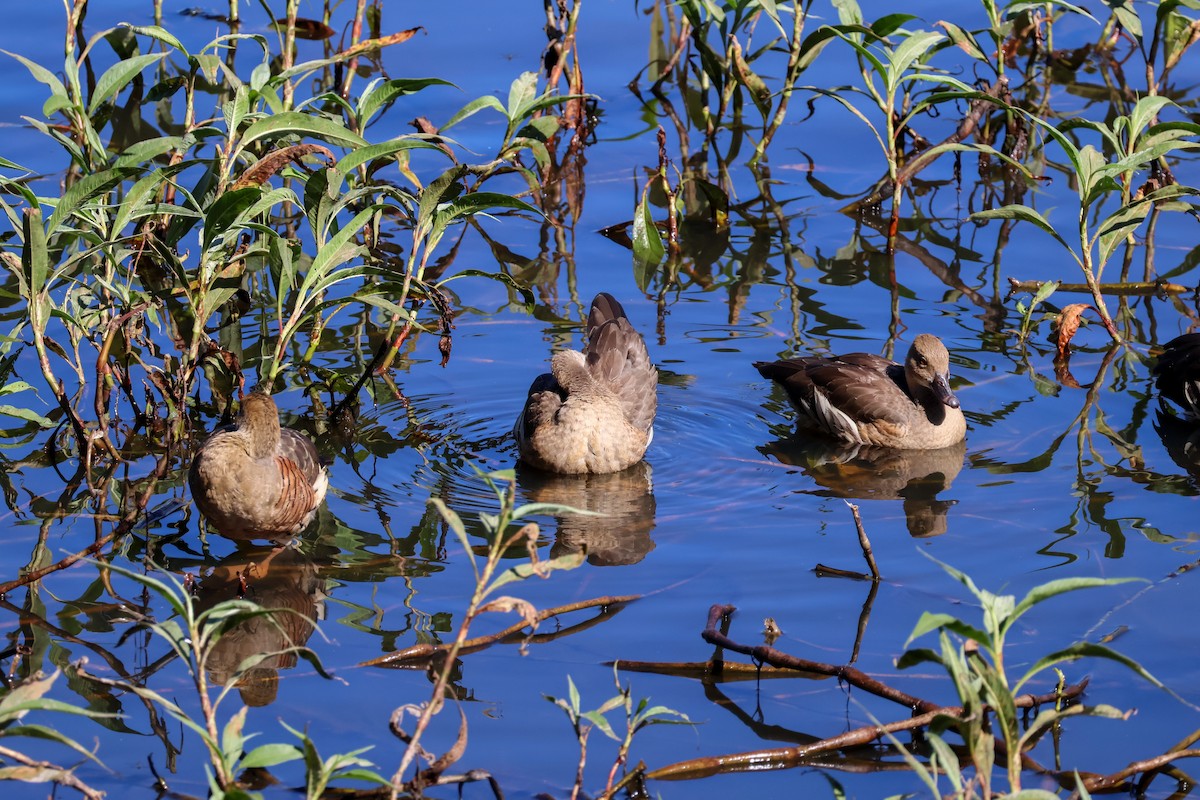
240, 742, 302, 770
120, 23, 189, 57
358, 77, 455, 127
971, 204, 1071, 252
1010, 576, 1143, 626
632, 186, 665, 268
886, 31, 944, 96
0, 404, 53, 428
240, 111, 368, 151
88, 52, 165, 115
2, 50, 70, 106
202, 186, 263, 253
335, 137, 448, 177
441, 95, 507, 132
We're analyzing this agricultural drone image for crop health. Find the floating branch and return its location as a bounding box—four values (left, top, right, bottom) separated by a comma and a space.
359, 594, 639, 667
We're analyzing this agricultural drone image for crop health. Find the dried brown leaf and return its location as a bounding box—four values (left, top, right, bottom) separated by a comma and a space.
1055, 303, 1090, 360
342, 28, 424, 60
231, 144, 335, 190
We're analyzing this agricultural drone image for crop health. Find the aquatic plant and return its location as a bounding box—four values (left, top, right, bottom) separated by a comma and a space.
897, 556, 1159, 795
973, 94, 1200, 343
389, 467, 584, 790
546, 668, 691, 799
69, 558, 379, 798
0, 668, 110, 799
0, 4, 557, 461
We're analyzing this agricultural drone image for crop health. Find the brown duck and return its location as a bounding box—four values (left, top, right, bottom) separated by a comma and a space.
514, 293, 658, 474
1153, 332, 1200, 418
755, 334, 966, 450
188, 387, 328, 541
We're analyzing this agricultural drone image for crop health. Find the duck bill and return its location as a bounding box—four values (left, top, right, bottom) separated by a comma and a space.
933, 373, 960, 409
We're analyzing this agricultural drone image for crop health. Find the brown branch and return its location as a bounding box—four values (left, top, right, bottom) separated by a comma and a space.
1077, 748, 1200, 793
1007, 277, 1190, 297
646, 604, 1088, 782
847, 502, 880, 581
359, 594, 639, 667
700, 604, 941, 712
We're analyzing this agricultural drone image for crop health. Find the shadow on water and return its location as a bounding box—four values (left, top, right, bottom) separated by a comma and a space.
760, 437, 965, 538
195, 543, 325, 708
517, 461, 657, 566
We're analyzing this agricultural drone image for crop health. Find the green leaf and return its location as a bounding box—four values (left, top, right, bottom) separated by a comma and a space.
45, 166, 137, 235
632, 186, 665, 269
240, 111, 368, 151
886, 31, 944, 96
429, 498, 466, 539
441, 94, 507, 132
202, 186, 264, 253
19, 207, 47, 323
904, 611, 991, 649
506, 71, 539, 120
1009, 576, 1143, 627
88, 52, 165, 115
971, 204, 1071, 253
0, 404, 53, 428
2, 50, 70, 109
1015, 641, 1169, 697
1097, 200, 1152, 265
490, 552, 584, 591
358, 78, 455, 127
240, 743, 302, 770
120, 23, 189, 58
335, 137, 448, 178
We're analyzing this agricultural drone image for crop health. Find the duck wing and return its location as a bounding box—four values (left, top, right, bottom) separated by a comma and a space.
584, 293, 657, 433
757, 353, 912, 426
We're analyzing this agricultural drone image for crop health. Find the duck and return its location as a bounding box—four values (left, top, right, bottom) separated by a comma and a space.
514, 293, 657, 474
1153, 332, 1200, 418
188, 386, 328, 541
754, 334, 966, 450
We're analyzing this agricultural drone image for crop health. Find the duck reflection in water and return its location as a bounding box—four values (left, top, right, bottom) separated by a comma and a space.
195, 543, 325, 707
516, 461, 656, 566
1152, 332, 1200, 487
760, 438, 966, 538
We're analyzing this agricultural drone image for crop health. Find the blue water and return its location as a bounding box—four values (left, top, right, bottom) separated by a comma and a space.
0, 1, 1198, 798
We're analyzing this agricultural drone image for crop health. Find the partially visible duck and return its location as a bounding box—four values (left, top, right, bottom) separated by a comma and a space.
514, 293, 657, 474
188, 387, 328, 541
755, 334, 966, 450
1154, 332, 1200, 418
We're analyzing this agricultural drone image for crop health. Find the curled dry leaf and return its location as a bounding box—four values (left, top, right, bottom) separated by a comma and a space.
231, 144, 335, 190
1055, 303, 1091, 360
342, 28, 424, 60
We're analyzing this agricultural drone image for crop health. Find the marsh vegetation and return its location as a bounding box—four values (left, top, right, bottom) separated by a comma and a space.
1, 0, 1200, 797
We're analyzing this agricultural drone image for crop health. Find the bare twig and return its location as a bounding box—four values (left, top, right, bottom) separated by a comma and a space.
360, 594, 638, 667
846, 502, 880, 581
